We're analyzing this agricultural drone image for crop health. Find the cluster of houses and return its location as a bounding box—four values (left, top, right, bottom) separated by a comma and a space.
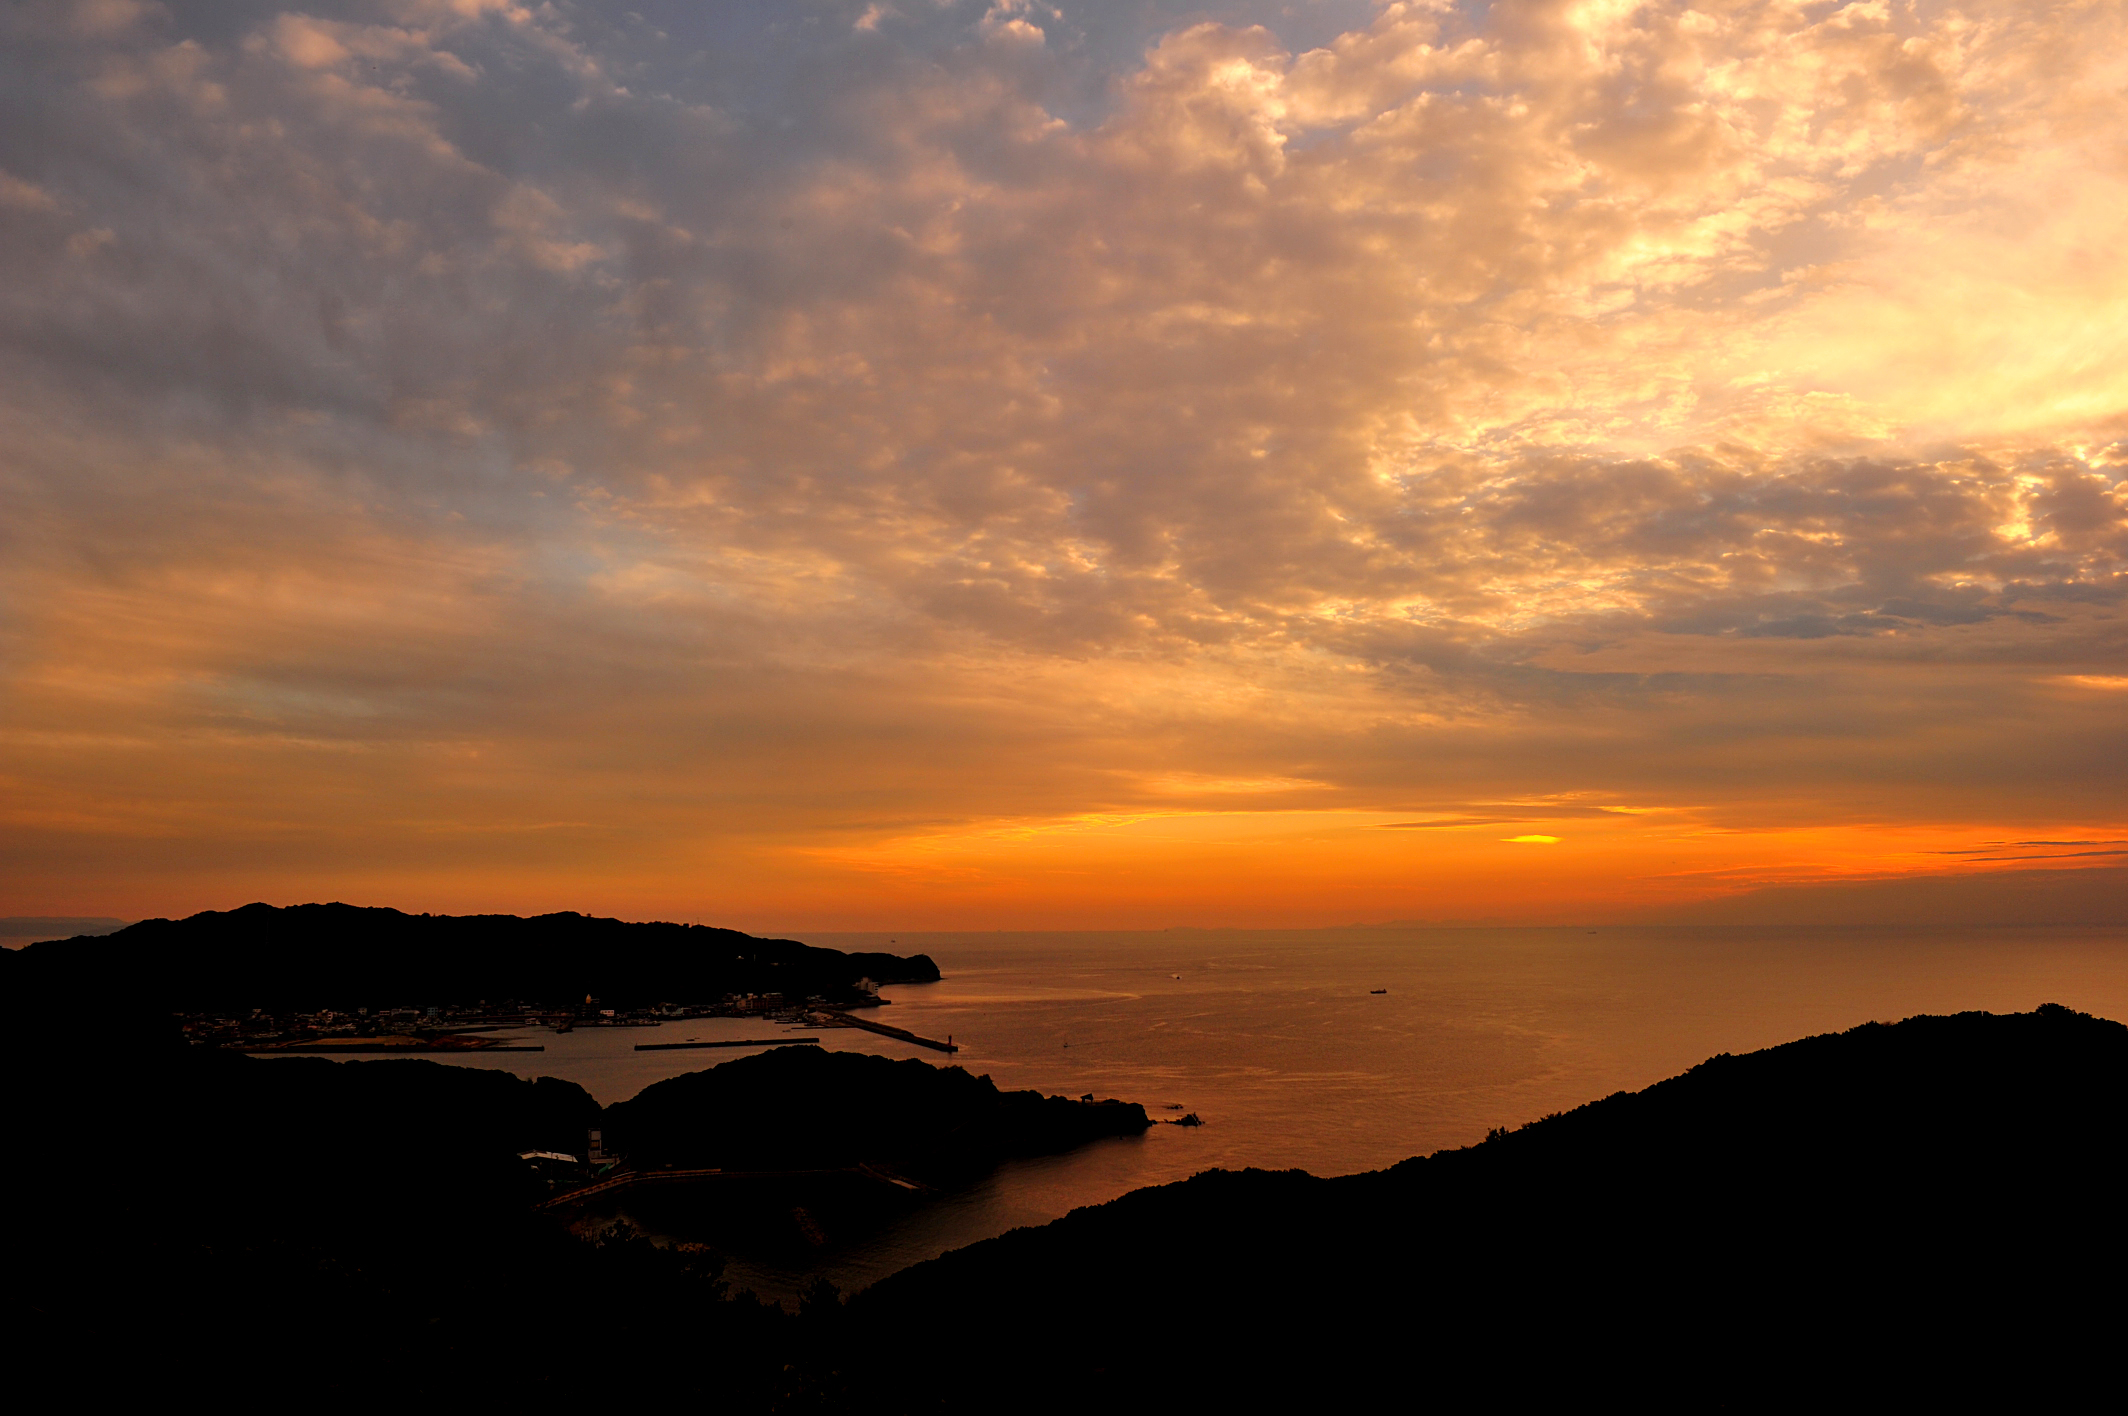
178, 991, 838, 1048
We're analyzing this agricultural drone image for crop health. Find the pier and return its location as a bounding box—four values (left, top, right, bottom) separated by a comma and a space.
635, 1037, 820, 1052
811, 1008, 958, 1053
537, 1161, 931, 1210
241, 1042, 547, 1054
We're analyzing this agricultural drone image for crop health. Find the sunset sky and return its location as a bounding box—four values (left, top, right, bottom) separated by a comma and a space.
3, 0, 2125, 929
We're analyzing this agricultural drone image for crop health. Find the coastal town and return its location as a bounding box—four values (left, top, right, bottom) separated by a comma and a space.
176, 978, 961, 1055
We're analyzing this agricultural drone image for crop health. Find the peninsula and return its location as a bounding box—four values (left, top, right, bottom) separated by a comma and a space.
1, 902, 939, 1034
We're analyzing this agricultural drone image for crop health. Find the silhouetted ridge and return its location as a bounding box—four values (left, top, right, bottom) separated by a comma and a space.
8, 1048, 783, 1403
8, 1035, 1138, 1404
13, 1004, 2124, 1405
854, 1004, 2128, 1407
0, 900, 937, 1010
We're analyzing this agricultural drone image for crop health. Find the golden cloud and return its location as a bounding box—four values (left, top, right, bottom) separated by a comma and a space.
0, 0, 2123, 923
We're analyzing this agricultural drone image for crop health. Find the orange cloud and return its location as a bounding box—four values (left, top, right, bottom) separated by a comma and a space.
1, 0, 2124, 925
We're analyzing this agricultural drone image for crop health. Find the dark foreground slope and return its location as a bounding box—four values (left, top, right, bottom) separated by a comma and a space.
12, 1006, 2123, 1407
857, 1005, 2128, 1408
0, 900, 938, 1011
7, 1046, 802, 1404
5, 1038, 1138, 1405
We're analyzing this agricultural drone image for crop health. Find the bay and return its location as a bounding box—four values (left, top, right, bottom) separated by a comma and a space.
300, 923, 2128, 1299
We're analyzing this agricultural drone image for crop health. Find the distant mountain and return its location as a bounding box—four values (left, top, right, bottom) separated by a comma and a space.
0, 901, 938, 1011
1649, 863, 2128, 926
855, 1005, 2128, 1405
0, 916, 129, 944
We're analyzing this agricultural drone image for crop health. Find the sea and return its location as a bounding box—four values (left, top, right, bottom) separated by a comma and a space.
297, 923, 2128, 1300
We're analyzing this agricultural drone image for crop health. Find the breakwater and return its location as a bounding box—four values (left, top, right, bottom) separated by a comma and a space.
241, 1042, 548, 1054
813, 1009, 958, 1053
635, 1037, 821, 1052
538, 1160, 931, 1211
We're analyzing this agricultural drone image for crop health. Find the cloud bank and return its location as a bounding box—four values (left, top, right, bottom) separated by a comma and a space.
3, 0, 2124, 924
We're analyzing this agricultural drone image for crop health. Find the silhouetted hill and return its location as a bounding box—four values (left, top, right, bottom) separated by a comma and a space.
0, 900, 937, 1012
856, 1004, 2128, 1407
606, 1045, 1149, 1178
15, 1005, 2125, 1406
6, 1035, 1139, 1404
8, 1043, 805, 1404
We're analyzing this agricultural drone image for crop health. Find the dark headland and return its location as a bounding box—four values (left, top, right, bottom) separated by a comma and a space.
855, 1003, 2128, 1408
1, 901, 940, 1014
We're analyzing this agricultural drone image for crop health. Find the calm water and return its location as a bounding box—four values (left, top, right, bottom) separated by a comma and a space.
289, 924, 2128, 1298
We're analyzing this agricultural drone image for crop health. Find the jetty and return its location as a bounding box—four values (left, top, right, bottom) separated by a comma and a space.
811, 1008, 958, 1053
241, 1041, 547, 1054
537, 1161, 932, 1210
635, 1037, 820, 1052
